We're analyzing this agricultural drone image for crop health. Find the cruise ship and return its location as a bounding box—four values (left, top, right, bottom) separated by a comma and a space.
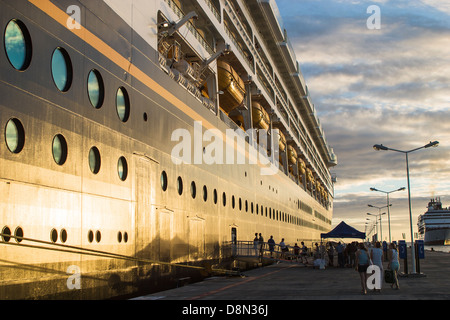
0, 0, 337, 299
418, 198, 450, 245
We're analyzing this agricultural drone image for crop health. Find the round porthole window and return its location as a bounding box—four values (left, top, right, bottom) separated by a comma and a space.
51, 47, 72, 92
117, 156, 128, 181
52, 134, 68, 165
4, 19, 32, 71
177, 176, 183, 195
87, 69, 104, 109
161, 171, 168, 191
116, 87, 130, 122
88, 146, 101, 174
5, 118, 25, 154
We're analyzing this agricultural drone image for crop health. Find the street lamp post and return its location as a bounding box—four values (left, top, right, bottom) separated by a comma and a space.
370, 187, 406, 243
367, 208, 387, 241
373, 141, 439, 274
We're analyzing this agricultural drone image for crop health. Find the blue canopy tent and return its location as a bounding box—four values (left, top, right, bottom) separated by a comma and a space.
321, 221, 366, 239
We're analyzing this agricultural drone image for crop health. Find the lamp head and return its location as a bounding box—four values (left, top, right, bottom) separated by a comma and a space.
373, 144, 388, 151
425, 141, 439, 148
370, 187, 377, 191
398, 187, 406, 191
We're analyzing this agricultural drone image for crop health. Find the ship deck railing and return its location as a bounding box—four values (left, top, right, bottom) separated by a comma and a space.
228, 241, 312, 264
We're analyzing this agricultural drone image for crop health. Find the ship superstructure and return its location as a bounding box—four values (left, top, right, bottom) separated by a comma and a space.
0, 0, 336, 299
418, 198, 450, 245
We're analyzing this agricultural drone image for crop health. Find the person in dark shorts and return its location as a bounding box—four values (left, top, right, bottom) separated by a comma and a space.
355, 243, 370, 295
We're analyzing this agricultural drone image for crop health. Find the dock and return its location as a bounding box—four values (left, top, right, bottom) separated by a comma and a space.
132, 249, 450, 301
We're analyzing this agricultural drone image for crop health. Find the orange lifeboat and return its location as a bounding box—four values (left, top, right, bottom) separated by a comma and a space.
252, 101, 270, 130
287, 145, 297, 165
298, 158, 306, 175
217, 60, 245, 113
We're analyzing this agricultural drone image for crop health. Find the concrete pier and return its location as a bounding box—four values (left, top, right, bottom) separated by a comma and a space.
133, 250, 450, 300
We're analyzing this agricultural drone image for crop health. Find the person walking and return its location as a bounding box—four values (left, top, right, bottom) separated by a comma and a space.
337, 242, 344, 268
355, 243, 371, 295
268, 236, 275, 257
327, 243, 335, 267
388, 243, 400, 290
253, 233, 259, 257
258, 233, 264, 256
370, 241, 384, 292
279, 238, 287, 259
301, 241, 308, 264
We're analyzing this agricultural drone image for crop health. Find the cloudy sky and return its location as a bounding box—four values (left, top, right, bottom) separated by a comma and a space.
276, 0, 450, 242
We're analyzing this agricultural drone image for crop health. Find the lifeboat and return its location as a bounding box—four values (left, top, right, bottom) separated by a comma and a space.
252, 101, 270, 130
277, 129, 286, 153
287, 145, 297, 165
298, 158, 306, 175
306, 168, 313, 183
217, 60, 245, 114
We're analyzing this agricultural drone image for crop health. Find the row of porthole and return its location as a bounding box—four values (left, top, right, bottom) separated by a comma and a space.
3, 19, 131, 122
160, 171, 303, 225
3, 118, 129, 180
0, 226, 128, 244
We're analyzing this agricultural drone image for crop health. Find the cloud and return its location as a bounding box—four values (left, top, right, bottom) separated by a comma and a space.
277, 0, 450, 236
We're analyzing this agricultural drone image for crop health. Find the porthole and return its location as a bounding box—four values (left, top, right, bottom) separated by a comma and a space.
213, 189, 218, 204
14, 227, 24, 243
222, 192, 226, 207
245, 200, 248, 212
51, 47, 72, 92
232, 195, 235, 209
4, 19, 32, 71
239, 198, 242, 211
190, 181, 196, 199
116, 87, 130, 122
118, 231, 122, 243
123, 232, 128, 243
52, 134, 68, 165
96, 230, 101, 243
161, 171, 168, 191
87, 69, 104, 109
117, 156, 128, 181
202, 185, 207, 202
1, 226, 11, 242
251, 202, 254, 213
5, 118, 25, 154
60, 229, 67, 243
88, 230, 94, 243
177, 176, 183, 195
50, 228, 58, 243
88, 147, 101, 174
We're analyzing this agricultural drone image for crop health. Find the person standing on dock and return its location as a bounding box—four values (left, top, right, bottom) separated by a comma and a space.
268, 236, 275, 257
371, 242, 384, 292
388, 243, 400, 290
258, 233, 264, 257
254, 233, 259, 257
355, 243, 370, 295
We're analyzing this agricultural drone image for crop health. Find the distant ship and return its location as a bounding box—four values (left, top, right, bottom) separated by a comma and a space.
418, 198, 450, 245
0, 0, 337, 299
